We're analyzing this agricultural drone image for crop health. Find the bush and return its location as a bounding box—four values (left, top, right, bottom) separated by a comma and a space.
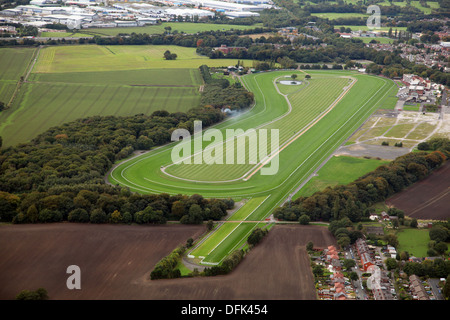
429, 225, 449, 243
299, 214, 310, 225
150, 246, 185, 280
417, 141, 430, 150
90, 209, 107, 224
38, 209, 62, 223
68, 208, 88, 222
204, 250, 244, 276
247, 227, 268, 246
16, 288, 48, 300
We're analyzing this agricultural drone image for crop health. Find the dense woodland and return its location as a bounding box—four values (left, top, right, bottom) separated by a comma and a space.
199, 65, 255, 110
0, 106, 239, 225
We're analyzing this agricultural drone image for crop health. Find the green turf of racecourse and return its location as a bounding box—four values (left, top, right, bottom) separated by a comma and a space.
165, 75, 349, 181
190, 196, 270, 264
109, 70, 396, 264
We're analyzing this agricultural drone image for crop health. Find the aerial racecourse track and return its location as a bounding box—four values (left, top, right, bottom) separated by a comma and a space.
109, 69, 396, 265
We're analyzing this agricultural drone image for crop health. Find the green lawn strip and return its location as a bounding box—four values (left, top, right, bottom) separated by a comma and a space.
0, 47, 36, 81
227, 196, 267, 221
311, 12, 368, 19
396, 228, 431, 258
190, 222, 240, 259
376, 84, 399, 110
334, 25, 408, 32
40, 31, 91, 38
402, 104, 420, 111
85, 22, 263, 36
0, 80, 18, 103
31, 68, 202, 86
202, 222, 258, 264
353, 37, 393, 44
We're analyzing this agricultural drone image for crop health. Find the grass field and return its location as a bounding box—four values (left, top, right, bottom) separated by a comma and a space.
377, 1, 440, 14
293, 155, 389, 198
311, 12, 368, 19
306, 1, 439, 14
33, 45, 253, 73
402, 104, 420, 112
40, 31, 90, 38
353, 37, 394, 44
109, 69, 396, 264
334, 25, 408, 32
0, 47, 36, 103
396, 228, 430, 257
83, 22, 264, 37
0, 45, 217, 147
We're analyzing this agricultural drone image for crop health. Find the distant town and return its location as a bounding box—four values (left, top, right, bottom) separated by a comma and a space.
0, 0, 272, 29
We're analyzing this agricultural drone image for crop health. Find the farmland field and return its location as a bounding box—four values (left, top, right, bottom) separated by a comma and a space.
33, 45, 252, 73
0, 223, 334, 299
1, 45, 249, 147
386, 161, 450, 221
305, 1, 439, 14
109, 69, 396, 264
0, 47, 36, 103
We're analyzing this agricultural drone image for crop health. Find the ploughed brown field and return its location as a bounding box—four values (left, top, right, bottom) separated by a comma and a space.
0, 223, 335, 300
386, 161, 450, 220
